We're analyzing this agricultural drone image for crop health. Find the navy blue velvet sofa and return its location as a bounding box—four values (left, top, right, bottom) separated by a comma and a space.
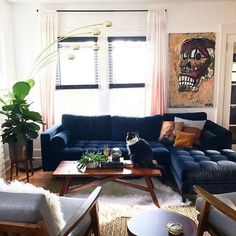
41, 112, 236, 199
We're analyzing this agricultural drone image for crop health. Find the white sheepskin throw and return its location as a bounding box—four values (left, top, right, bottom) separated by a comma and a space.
0, 178, 65, 232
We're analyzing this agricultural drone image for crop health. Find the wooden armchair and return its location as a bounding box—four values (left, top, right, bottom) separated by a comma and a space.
0, 186, 101, 236
194, 185, 236, 236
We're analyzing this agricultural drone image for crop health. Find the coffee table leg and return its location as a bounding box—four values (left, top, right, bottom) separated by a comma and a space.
144, 176, 160, 207
59, 176, 72, 196
149, 177, 155, 189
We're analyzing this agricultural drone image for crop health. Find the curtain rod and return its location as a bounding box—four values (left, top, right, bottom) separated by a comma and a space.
56, 9, 167, 12
57, 9, 148, 12
37, 9, 167, 13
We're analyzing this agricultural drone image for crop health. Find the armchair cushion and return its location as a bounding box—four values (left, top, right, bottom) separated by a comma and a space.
0, 180, 102, 236
0, 178, 65, 234
196, 192, 236, 236
59, 197, 91, 236
0, 191, 60, 236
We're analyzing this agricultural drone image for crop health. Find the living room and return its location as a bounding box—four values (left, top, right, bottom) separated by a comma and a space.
0, 0, 236, 235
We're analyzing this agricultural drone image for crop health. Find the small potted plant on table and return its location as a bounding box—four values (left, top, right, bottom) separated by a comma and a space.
77, 151, 106, 171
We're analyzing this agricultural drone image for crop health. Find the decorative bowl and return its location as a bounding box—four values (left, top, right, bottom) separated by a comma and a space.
111, 148, 122, 161
167, 221, 183, 235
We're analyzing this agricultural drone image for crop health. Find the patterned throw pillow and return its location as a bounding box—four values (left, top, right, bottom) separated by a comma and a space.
173, 131, 195, 148
174, 117, 206, 146
159, 121, 184, 145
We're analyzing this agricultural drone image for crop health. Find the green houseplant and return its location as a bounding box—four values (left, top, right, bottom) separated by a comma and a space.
77, 151, 106, 171
0, 79, 44, 161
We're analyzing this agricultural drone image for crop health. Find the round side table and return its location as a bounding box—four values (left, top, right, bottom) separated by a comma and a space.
127, 209, 197, 236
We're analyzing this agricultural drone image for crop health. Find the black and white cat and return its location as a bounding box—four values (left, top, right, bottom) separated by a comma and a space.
126, 131, 154, 168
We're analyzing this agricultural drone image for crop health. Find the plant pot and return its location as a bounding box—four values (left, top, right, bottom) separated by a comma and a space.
86, 163, 98, 169
8, 140, 33, 161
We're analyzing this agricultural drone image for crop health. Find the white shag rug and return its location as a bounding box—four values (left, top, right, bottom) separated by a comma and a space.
64, 178, 192, 224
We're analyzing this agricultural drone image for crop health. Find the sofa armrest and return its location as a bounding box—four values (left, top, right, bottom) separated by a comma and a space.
51, 130, 70, 150
204, 120, 232, 149
41, 124, 63, 137
40, 124, 64, 171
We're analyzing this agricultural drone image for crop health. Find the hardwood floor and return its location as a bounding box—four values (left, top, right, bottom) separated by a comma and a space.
6, 168, 54, 188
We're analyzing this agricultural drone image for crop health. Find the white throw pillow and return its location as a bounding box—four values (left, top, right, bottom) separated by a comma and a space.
0, 178, 65, 232
174, 117, 206, 129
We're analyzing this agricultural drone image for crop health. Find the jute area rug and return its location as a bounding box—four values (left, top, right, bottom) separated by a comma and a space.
47, 177, 208, 236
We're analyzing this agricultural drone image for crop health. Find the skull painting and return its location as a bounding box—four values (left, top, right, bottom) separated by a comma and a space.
178, 38, 215, 93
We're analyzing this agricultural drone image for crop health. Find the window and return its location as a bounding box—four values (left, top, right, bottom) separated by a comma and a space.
56, 37, 98, 89
55, 36, 148, 120
108, 36, 147, 87
55, 37, 99, 120
108, 37, 148, 116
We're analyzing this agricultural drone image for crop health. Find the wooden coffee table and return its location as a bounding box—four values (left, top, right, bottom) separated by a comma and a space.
53, 161, 162, 207
127, 209, 197, 236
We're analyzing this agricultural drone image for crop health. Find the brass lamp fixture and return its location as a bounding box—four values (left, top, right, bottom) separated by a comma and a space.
28, 20, 112, 80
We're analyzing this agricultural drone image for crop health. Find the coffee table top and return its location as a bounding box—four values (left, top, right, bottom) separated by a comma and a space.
53, 161, 161, 177
127, 209, 197, 236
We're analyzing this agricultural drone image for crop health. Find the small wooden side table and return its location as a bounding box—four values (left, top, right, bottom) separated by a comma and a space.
10, 158, 33, 182
127, 209, 197, 236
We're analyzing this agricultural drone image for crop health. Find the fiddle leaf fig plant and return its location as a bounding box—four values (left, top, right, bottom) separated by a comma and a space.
0, 79, 44, 144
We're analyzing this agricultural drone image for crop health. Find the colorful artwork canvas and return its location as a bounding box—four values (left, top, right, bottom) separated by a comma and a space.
169, 32, 215, 108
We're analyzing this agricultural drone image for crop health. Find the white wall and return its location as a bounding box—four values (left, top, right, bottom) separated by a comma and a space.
0, 0, 15, 88
11, 1, 236, 122
12, 3, 41, 82
165, 1, 236, 121
0, 0, 16, 177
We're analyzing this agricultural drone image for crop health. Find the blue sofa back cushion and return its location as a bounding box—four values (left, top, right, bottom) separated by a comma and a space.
62, 114, 111, 140
111, 115, 163, 141
163, 112, 207, 121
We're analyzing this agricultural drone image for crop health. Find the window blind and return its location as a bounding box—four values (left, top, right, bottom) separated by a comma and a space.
56, 37, 99, 89
108, 36, 147, 88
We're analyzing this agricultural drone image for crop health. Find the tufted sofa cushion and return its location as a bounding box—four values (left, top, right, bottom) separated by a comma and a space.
171, 149, 236, 184
60, 140, 170, 166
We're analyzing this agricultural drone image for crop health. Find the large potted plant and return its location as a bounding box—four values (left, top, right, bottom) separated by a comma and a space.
0, 79, 44, 162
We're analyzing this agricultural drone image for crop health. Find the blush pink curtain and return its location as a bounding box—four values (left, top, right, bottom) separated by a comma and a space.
146, 10, 167, 115
40, 11, 58, 130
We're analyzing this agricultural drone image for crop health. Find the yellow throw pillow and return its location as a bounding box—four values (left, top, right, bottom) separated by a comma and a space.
182, 126, 202, 146
174, 131, 195, 148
